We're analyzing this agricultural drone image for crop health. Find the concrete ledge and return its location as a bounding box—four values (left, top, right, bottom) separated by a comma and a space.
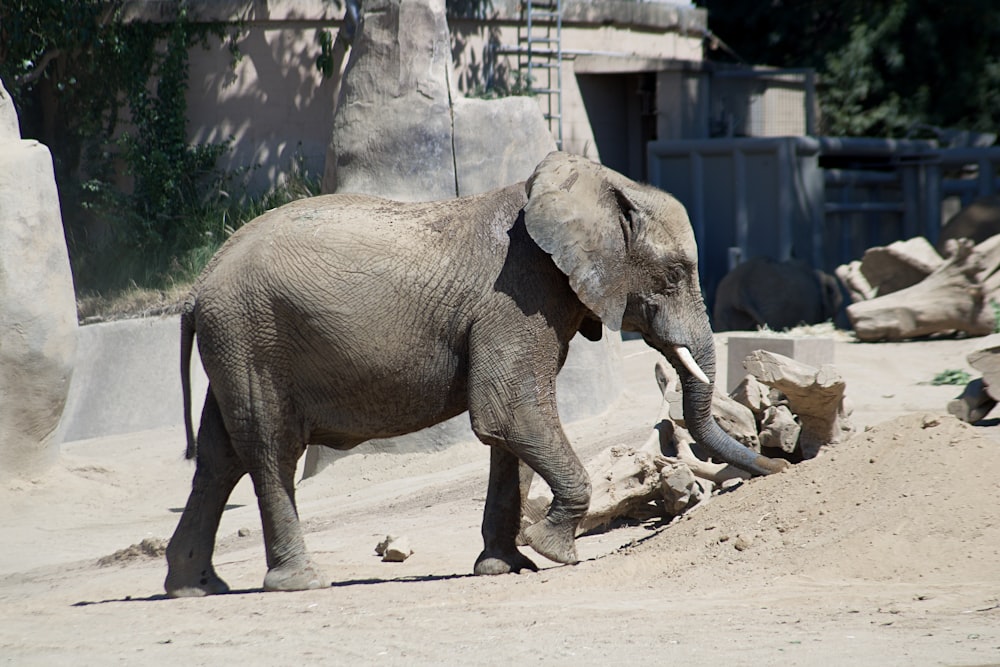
60, 317, 208, 443
726, 333, 834, 393
61, 318, 623, 464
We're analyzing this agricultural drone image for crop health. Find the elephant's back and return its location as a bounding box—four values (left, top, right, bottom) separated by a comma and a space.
215, 186, 526, 267
192, 186, 528, 330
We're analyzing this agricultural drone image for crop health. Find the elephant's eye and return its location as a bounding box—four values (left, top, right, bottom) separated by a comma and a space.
663, 264, 687, 290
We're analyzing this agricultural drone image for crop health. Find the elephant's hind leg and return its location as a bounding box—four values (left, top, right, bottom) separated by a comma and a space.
165, 391, 244, 597
473, 446, 539, 575
239, 422, 328, 592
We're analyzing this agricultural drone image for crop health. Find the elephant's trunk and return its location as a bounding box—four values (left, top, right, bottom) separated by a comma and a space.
663, 328, 787, 476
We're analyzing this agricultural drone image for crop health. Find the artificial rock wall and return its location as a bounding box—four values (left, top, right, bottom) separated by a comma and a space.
322, 0, 558, 200
0, 77, 78, 480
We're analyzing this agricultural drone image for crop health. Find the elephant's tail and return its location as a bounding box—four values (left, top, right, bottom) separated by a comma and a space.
180, 304, 197, 460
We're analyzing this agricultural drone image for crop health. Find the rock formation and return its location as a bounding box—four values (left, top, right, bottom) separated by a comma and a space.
322, 0, 557, 200
0, 76, 78, 479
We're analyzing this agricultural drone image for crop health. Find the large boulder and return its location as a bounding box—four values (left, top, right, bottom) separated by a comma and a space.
323, 0, 456, 200
0, 77, 78, 479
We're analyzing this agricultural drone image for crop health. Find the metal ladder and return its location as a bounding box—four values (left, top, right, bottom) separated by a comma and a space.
517, 0, 563, 149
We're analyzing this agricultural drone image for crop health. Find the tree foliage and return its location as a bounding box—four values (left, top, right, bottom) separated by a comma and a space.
703, 0, 1000, 138
0, 0, 240, 290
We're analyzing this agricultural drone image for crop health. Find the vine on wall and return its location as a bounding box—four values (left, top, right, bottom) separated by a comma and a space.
0, 0, 242, 292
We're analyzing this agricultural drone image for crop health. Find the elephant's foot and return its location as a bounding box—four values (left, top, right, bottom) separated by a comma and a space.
473, 549, 539, 575
164, 567, 231, 598
522, 518, 579, 565
262, 560, 329, 592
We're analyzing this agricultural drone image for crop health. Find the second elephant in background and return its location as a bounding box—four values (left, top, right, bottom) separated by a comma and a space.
713, 257, 843, 331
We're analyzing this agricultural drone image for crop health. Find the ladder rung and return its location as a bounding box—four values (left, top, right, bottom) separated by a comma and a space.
531, 88, 561, 94
525, 62, 560, 69
528, 11, 560, 19
527, 0, 560, 8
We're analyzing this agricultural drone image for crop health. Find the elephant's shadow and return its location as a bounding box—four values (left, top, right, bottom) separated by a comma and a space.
71, 572, 482, 606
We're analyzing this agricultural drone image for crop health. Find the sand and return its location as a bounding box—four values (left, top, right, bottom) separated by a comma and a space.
2, 332, 999, 666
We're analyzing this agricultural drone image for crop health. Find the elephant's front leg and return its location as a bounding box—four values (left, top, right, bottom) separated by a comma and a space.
474, 446, 540, 575
468, 336, 591, 568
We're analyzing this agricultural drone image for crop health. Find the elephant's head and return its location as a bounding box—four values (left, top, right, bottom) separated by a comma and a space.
524, 152, 786, 476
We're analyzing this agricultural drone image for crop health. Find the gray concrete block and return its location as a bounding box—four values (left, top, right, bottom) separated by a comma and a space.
725, 333, 834, 393
61, 317, 208, 443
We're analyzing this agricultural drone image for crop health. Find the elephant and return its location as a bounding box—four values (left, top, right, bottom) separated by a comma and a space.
164, 151, 787, 597
713, 257, 843, 331
936, 194, 1000, 256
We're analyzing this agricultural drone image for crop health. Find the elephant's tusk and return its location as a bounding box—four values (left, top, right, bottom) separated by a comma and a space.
674, 346, 710, 384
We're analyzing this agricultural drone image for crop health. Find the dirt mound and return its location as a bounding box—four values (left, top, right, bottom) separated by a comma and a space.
96, 538, 168, 567
593, 413, 1000, 588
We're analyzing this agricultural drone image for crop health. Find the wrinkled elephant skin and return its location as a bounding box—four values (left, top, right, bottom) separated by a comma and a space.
165, 152, 786, 597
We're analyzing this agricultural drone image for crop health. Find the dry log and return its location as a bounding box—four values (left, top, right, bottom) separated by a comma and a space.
654, 419, 750, 485
967, 334, 1000, 401
522, 359, 761, 533
861, 237, 942, 296
835, 260, 874, 303
846, 239, 994, 341
973, 235, 1000, 283
947, 378, 997, 424
836, 236, 942, 303
743, 350, 853, 458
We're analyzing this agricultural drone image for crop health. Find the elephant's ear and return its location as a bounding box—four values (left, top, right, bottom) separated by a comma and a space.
523, 152, 631, 331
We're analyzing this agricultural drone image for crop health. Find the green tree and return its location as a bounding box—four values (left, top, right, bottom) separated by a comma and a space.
0, 0, 239, 290
703, 0, 1000, 138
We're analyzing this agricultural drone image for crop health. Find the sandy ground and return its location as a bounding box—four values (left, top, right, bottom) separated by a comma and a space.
2, 331, 1000, 666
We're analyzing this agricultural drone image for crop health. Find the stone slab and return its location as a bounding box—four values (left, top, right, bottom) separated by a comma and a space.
725, 333, 834, 393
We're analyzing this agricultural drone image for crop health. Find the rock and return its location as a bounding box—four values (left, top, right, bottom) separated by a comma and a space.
0, 79, 19, 139
0, 75, 78, 480
660, 463, 709, 515
452, 96, 555, 196
325, 0, 455, 201
376, 535, 414, 562
758, 405, 801, 453
729, 374, 772, 419
323, 0, 555, 200
743, 350, 853, 458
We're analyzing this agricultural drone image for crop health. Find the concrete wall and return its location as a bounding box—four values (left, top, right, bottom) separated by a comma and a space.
60, 317, 208, 443
61, 318, 622, 468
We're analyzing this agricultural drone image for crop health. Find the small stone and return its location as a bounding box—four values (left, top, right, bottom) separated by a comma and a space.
238, 527, 251, 537
376, 535, 413, 562
734, 535, 753, 551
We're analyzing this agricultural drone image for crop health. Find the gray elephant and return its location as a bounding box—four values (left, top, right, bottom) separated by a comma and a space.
165, 152, 787, 597
713, 257, 843, 332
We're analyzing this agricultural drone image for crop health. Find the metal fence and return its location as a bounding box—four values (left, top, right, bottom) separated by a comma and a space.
648, 137, 1000, 306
